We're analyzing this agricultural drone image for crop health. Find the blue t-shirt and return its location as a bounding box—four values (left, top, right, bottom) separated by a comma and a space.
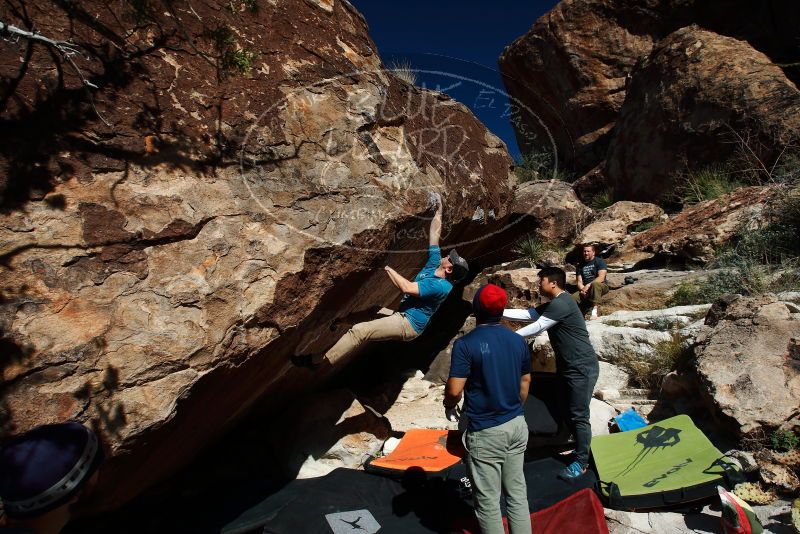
398, 246, 453, 333
449, 324, 532, 432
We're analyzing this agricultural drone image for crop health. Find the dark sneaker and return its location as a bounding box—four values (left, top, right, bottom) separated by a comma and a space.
557, 460, 587, 480
290, 354, 319, 370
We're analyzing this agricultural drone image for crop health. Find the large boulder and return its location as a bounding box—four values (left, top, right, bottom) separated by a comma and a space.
511, 180, 592, 244
606, 27, 800, 202
576, 201, 663, 250
498, 0, 665, 173
695, 294, 800, 436
0, 0, 518, 510
499, 0, 800, 177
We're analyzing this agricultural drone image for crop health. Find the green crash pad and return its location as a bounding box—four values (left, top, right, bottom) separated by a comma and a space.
592, 415, 741, 510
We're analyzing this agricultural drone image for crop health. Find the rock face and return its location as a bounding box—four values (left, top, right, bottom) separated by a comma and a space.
576, 201, 663, 250
601, 270, 711, 313
695, 294, 800, 436
0, 0, 519, 510
615, 186, 774, 264
500, 0, 800, 199
498, 0, 663, 172
606, 27, 800, 202
511, 180, 592, 244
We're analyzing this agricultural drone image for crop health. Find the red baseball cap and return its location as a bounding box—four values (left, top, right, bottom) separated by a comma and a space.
473, 284, 508, 320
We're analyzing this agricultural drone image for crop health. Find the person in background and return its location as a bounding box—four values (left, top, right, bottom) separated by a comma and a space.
503, 267, 599, 480
445, 284, 532, 534
573, 243, 608, 320
0, 421, 105, 534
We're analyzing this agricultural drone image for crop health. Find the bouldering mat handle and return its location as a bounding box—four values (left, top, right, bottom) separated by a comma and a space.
709, 457, 745, 488
595, 480, 623, 509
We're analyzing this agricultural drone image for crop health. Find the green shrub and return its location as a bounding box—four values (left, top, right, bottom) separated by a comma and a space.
776, 183, 800, 236
771, 153, 800, 184
591, 188, 615, 211
770, 429, 799, 452
550, 167, 573, 182
514, 151, 551, 183
772, 265, 800, 292
513, 235, 549, 267
388, 59, 417, 85
514, 150, 574, 183
209, 25, 255, 75
615, 331, 691, 391
680, 166, 743, 205
667, 270, 755, 306
648, 316, 675, 331
631, 220, 657, 233
668, 283, 700, 306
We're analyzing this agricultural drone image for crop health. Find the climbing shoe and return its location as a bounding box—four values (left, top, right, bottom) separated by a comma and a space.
291, 354, 320, 370
558, 460, 587, 480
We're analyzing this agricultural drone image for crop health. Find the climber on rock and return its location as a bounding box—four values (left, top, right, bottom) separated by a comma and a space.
291, 193, 469, 369
503, 267, 599, 481
572, 243, 608, 320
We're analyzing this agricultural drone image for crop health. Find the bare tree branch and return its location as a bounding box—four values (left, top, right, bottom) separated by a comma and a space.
0, 21, 111, 126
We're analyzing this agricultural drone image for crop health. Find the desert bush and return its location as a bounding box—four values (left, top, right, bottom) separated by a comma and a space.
615, 332, 692, 391
771, 153, 800, 184
679, 166, 743, 205
514, 150, 573, 183
513, 235, 549, 267
775, 183, 800, 235
389, 59, 417, 85
591, 188, 615, 211
209, 25, 255, 75
667, 271, 749, 306
515, 151, 551, 183
770, 429, 799, 452
648, 316, 676, 331
631, 220, 657, 233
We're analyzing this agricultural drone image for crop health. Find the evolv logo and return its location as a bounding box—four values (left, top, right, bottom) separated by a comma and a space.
642, 458, 693, 488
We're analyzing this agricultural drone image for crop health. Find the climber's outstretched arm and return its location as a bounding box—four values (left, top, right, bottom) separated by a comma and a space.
429, 195, 442, 247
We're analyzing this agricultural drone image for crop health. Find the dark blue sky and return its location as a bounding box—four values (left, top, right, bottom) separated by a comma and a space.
350, 0, 558, 159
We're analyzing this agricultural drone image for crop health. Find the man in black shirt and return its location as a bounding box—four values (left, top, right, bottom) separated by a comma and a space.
503, 267, 600, 480
572, 243, 608, 320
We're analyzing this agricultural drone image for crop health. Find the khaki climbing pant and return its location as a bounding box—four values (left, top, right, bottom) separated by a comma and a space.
318, 312, 420, 365
571, 280, 609, 313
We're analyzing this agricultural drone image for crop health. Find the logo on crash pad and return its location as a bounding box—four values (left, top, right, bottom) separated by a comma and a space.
325, 509, 381, 533
617, 426, 683, 477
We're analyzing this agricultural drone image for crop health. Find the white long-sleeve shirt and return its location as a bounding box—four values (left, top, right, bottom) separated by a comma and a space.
502, 307, 558, 338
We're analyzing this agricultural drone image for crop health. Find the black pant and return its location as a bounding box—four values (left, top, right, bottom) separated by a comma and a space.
560, 361, 599, 467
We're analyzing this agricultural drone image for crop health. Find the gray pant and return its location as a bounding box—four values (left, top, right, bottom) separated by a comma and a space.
465, 416, 531, 534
